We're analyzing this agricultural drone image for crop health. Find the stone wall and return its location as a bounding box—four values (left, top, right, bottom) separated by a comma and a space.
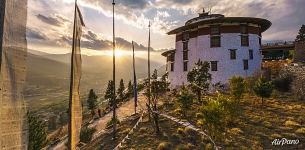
294, 41, 305, 63
284, 64, 305, 101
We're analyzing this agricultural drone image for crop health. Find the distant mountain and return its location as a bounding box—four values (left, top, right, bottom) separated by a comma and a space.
25, 51, 166, 103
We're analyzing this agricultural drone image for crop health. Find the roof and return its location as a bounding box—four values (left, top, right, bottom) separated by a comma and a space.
161, 49, 176, 56
168, 16, 272, 35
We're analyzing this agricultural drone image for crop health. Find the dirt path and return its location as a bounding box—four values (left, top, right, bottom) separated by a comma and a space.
50, 94, 147, 150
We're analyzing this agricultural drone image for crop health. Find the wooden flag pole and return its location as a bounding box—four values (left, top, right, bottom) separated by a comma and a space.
112, 0, 117, 140
68, 0, 77, 149
147, 21, 151, 120
132, 41, 137, 114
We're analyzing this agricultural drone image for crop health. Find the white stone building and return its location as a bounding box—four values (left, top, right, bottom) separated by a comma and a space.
162, 11, 271, 88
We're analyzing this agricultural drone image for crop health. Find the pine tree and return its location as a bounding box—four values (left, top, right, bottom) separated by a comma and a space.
295, 24, 305, 42
150, 70, 169, 133
176, 87, 194, 117
117, 79, 125, 102
253, 77, 273, 106
87, 89, 98, 117
105, 80, 115, 108
127, 80, 133, 98
229, 76, 246, 103
187, 60, 212, 101
28, 112, 47, 150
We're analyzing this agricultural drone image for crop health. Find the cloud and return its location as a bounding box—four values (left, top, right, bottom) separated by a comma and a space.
36, 14, 71, 27
27, 28, 48, 40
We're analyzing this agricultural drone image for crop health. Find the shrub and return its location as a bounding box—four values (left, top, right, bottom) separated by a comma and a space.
229, 76, 246, 103
80, 127, 96, 143
253, 77, 273, 106
157, 142, 171, 150
176, 144, 189, 150
272, 72, 294, 92
176, 88, 194, 117
106, 117, 121, 128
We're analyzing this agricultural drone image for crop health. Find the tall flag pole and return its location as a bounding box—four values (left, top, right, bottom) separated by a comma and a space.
112, 0, 117, 140
68, 0, 85, 149
0, 0, 28, 149
147, 21, 151, 119
132, 41, 138, 114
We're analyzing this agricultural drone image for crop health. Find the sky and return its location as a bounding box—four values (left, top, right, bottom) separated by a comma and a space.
27, 0, 305, 55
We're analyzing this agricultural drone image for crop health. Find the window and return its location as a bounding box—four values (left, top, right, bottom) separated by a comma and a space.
243, 59, 248, 70
211, 36, 221, 47
241, 35, 249, 46
183, 51, 188, 60
211, 61, 218, 71
182, 32, 189, 41
249, 50, 253, 60
183, 42, 188, 51
240, 25, 248, 34
183, 61, 188, 71
170, 62, 174, 72
229, 49, 237, 60
211, 26, 220, 35
168, 53, 175, 62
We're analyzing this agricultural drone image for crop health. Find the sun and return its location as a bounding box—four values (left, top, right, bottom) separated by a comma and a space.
104, 49, 129, 57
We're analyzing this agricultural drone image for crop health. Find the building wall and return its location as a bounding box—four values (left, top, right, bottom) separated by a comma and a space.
168, 32, 262, 88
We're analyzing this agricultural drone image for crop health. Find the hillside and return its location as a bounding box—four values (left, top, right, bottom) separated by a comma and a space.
25, 50, 165, 113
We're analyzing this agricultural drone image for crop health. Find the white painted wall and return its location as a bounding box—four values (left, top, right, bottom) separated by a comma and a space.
167, 33, 262, 88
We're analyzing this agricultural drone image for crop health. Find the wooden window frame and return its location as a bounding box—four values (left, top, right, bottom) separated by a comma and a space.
249, 49, 253, 60
243, 59, 249, 70
183, 61, 188, 72
229, 49, 237, 60
241, 35, 249, 46
211, 61, 218, 71
210, 36, 221, 47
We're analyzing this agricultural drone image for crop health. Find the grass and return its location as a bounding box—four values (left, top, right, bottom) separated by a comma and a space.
159, 92, 305, 149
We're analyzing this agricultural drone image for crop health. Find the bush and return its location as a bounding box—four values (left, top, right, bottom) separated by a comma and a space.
229, 76, 246, 103
106, 117, 121, 128
253, 77, 274, 106
80, 127, 96, 143
272, 72, 294, 92
157, 142, 171, 150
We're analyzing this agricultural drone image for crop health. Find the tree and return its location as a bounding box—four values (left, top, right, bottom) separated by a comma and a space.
295, 24, 305, 42
80, 126, 97, 143
229, 76, 246, 103
127, 80, 133, 98
28, 112, 47, 150
176, 87, 194, 117
253, 77, 273, 106
187, 60, 212, 101
87, 89, 98, 117
117, 79, 125, 102
150, 69, 169, 133
105, 80, 115, 108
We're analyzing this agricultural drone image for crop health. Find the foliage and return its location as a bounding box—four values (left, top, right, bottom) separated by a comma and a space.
150, 69, 169, 133
295, 24, 305, 42
253, 77, 274, 106
28, 112, 48, 150
87, 89, 98, 111
127, 80, 133, 98
80, 126, 97, 143
176, 88, 194, 117
117, 79, 125, 102
106, 117, 121, 128
245, 71, 261, 94
229, 76, 246, 103
105, 80, 115, 108
272, 72, 294, 92
200, 94, 239, 138
187, 60, 212, 101
157, 142, 172, 150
